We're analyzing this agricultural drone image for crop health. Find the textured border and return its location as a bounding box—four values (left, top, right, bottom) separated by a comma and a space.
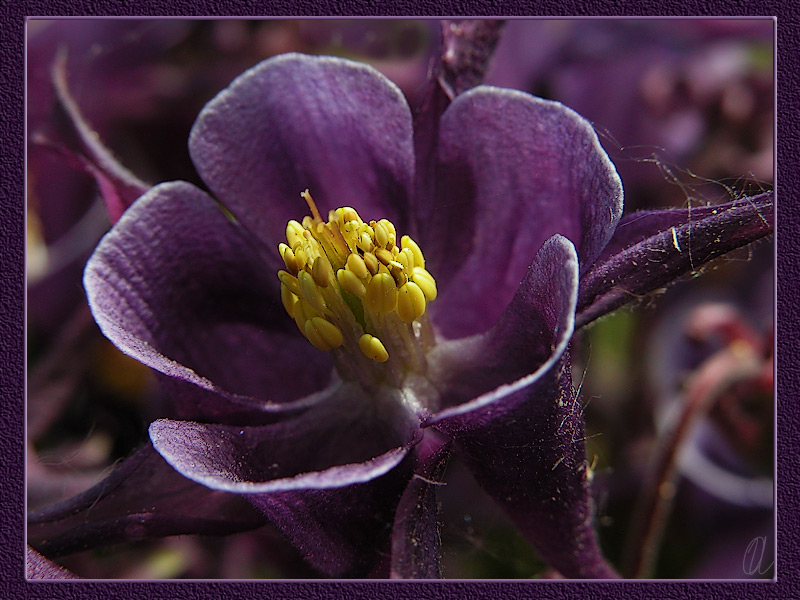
10, 6, 792, 600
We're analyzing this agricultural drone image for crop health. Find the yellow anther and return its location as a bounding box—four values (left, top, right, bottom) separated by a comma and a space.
401, 235, 425, 269
342, 207, 361, 224
374, 221, 389, 248
344, 220, 360, 235
337, 268, 367, 298
378, 218, 396, 238
397, 281, 427, 322
279, 243, 299, 275
394, 248, 412, 270
411, 267, 438, 301
278, 270, 301, 297
365, 272, 397, 314
293, 298, 320, 333
378, 219, 397, 236
375, 248, 393, 266
358, 232, 374, 253
363, 251, 379, 275
293, 245, 307, 270
402, 247, 416, 269
286, 220, 305, 248
346, 253, 369, 280
304, 316, 344, 351
298, 270, 326, 313
389, 265, 407, 288
359, 333, 389, 363
312, 256, 331, 287
280, 282, 298, 318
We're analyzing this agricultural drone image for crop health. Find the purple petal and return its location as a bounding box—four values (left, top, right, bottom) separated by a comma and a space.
425, 236, 614, 577
577, 192, 774, 328
429, 234, 578, 417
26, 547, 78, 579
249, 464, 414, 577
149, 385, 418, 494
28, 444, 265, 558
390, 430, 452, 579
189, 53, 415, 247
84, 180, 333, 421
426, 86, 623, 338
433, 356, 617, 579
150, 387, 420, 576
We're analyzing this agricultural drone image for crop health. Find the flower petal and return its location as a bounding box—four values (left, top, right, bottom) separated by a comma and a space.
425, 236, 614, 577
429, 234, 578, 417
150, 384, 420, 576
576, 192, 774, 328
433, 356, 617, 579
84, 180, 333, 421
149, 383, 418, 494
425, 86, 622, 338
248, 467, 414, 577
189, 53, 415, 247
27, 444, 266, 558
390, 430, 452, 579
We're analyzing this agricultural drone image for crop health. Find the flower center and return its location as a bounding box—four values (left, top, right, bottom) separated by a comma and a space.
277, 190, 438, 392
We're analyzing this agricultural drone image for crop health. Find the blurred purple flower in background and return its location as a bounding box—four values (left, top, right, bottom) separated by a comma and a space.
26, 19, 774, 579
630, 248, 773, 578
487, 19, 773, 210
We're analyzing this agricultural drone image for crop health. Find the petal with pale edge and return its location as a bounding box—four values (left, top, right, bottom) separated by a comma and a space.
577, 192, 774, 328
430, 234, 578, 417
84, 180, 333, 422
150, 384, 420, 576
425, 86, 623, 338
27, 444, 266, 558
432, 359, 616, 579
427, 236, 616, 578
189, 53, 415, 248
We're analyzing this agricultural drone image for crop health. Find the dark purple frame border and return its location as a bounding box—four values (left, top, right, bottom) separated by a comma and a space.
7, 4, 793, 600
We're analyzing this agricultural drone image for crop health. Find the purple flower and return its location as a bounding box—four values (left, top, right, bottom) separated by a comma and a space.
29, 47, 773, 579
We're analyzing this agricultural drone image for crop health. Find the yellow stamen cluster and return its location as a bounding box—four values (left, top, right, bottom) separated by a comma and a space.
278, 190, 438, 368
